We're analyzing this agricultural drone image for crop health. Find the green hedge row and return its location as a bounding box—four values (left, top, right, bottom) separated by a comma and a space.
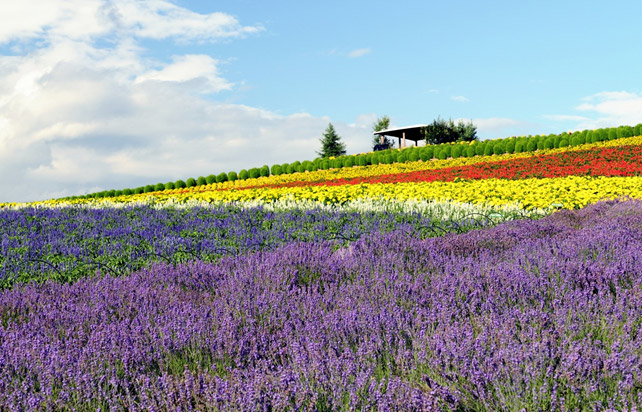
68, 123, 642, 201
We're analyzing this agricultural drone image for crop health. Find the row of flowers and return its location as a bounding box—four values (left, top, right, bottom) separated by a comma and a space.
208, 135, 642, 192
4, 200, 642, 410
4, 135, 642, 210
187, 176, 642, 209
244, 144, 642, 190
37, 175, 642, 210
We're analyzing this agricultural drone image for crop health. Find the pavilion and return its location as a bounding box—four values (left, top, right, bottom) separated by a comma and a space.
373, 124, 428, 149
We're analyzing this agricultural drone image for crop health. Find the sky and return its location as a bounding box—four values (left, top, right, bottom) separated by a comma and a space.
1, 0, 642, 202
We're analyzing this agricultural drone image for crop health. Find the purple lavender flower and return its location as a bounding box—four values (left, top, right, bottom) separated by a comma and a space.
0, 199, 641, 410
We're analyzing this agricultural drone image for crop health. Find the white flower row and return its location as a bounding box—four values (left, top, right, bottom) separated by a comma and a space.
147, 196, 547, 221
3, 195, 548, 223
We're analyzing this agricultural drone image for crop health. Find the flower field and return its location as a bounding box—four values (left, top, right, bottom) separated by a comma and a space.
5, 135, 642, 211
0, 201, 528, 288
2, 133, 642, 411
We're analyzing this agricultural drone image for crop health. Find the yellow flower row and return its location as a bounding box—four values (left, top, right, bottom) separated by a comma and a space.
44, 175, 642, 211
202, 135, 642, 192
189, 176, 642, 210
3, 135, 641, 209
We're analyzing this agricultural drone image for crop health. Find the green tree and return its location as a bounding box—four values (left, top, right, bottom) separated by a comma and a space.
455, 119, 478, 142
317, 123, 347, 158
371, 115, 394, 150
423, 117, 478, 145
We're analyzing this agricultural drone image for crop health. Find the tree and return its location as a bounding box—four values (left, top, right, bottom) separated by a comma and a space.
454, 119, 477, 142
371, 115, 394, 150
423, 117, 478, 145
317, 123, 346, 158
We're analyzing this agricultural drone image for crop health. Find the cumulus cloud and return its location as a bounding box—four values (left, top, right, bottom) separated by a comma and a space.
0, 56, 372, 202
0, 1, 370, 203
348, 113, 377, 129
0, 0, 109, 42
542, 91, 642, 131
573, 91, 642, 128
0, 0, 262, 43
135, 54, 232, 93
348, 48, 371, 58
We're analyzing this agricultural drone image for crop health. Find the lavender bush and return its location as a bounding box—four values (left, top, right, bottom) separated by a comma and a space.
1, 199, 641, 411
0, 205, 506, 287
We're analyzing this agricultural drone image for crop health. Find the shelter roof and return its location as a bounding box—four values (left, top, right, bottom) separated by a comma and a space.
373, 124, 428, 141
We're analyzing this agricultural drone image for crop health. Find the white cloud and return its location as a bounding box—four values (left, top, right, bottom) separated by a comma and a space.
0, 0, 108, 43
111, 0, 262, 41
580, 91, 636, 103
573, 91, 642, 128
348, 113, 377, 129
135, 54, 232, 93
450, 95, 469, 103
542, 91, 642, 132
348, 48, 371, 58
0, 0, 262, 43
0, 1, 375, 203
0, 56, 372, 202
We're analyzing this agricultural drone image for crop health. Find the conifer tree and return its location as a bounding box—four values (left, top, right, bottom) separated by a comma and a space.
317, 123, 347, 158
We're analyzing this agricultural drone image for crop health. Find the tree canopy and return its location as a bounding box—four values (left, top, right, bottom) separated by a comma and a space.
371, 115, 394, 150
317, 123, 347, 158
423, 117, 478, 145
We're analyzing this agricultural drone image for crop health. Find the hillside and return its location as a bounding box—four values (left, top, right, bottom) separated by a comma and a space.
1, 125, 642, 410
5, 129, 642, 212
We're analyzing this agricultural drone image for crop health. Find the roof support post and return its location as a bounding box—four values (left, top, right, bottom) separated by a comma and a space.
402, 132, 406, 149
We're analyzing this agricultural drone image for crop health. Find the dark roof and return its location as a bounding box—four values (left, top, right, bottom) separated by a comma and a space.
372, 124, 428, 141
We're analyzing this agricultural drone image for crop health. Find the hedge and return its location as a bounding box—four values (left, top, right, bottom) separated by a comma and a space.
78, 123, 642, 200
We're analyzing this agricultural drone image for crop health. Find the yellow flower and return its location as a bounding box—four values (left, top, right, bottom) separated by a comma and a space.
13, 135, 642, 210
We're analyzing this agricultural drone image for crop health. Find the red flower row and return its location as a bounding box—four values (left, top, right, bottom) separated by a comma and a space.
239, 144, 642, 190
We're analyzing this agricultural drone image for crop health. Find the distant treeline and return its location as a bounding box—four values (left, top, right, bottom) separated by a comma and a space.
66, 124, 642, 200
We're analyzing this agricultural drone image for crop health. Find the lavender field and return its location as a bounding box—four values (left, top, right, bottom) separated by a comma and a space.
0, 204, 508, 288
1, 200, 641, 411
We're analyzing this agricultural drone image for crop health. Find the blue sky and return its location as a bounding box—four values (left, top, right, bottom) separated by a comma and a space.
1, 0, 641, 202
171, 0, 642, 128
